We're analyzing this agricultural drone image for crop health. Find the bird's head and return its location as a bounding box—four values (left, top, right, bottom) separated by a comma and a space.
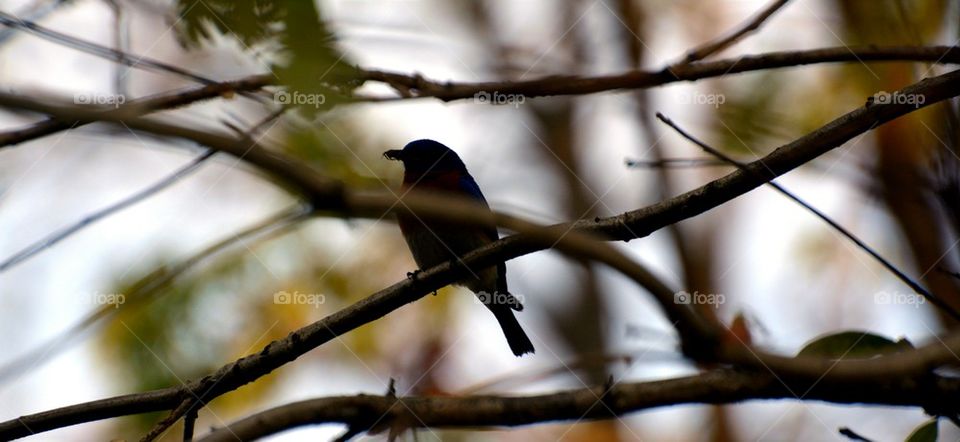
383, 139, 467, 175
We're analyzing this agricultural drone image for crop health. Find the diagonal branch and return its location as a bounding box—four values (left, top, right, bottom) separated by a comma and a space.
654, 112, 960, 321
1, 66, 960, 440
0, 205, 308, 385
681, 0, 792, 63
0, 150, 215, 273
0, 74, 273, 149
0, 10, 229, 86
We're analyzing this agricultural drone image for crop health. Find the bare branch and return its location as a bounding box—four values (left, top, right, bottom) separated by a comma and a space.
361, 46, 960, 101
0, 0, 69, 46
0, 45, 946, 157
0, 10, 227, 86
1, 8, 957, 108
0, 74, 273, 149
654, 112, 960, 321
681, 0, 792, 63
624, 157, 729, 168
199, 368, 960, 441
0, 150, 215, 273
2, 63, 960, 440
0, 206, 307, 385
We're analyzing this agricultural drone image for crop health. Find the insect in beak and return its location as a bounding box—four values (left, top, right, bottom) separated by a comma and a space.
383, 149, 403, 161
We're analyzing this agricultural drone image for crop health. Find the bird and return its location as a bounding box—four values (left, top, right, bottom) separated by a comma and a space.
383, 139, 535, 356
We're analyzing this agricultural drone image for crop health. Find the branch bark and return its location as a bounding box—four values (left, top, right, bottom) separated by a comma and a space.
1, 65, 960, 440
362, 46, 960, 101
681, 0, 792, 62
0, 45, 954, 151
0, 74, 273, 149
199, 368, 960, 441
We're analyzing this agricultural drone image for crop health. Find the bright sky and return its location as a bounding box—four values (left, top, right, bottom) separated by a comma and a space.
0, 0, 951, 440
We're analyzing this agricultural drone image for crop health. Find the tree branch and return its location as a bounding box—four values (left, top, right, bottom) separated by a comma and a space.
0, 74, 273, 149
0, 45, 951, 155
681, 0, 792, 63
1, 66, 960, 440
0, 206, 307, 385
199, 368, 960, 441
0, 150, 215, 272
0, 10, 232, 86
361, 46, 960, 101
654, 112, 960, 321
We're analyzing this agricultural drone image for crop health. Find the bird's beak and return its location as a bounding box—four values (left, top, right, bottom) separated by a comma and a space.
383, 149, 403, 161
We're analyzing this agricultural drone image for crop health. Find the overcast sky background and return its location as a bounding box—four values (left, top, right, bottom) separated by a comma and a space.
0, 0, 953, 440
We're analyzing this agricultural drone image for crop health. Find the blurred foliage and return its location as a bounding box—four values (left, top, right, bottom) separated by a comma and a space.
96, 214, 446, 436
282, 119, 395, 189
97, 248, 291, 435
76, 1, 960, 440
97, 225, 378, 434
906, 418, 939, 442
713, 72, 794, 155
176, 0, 283, 48
797, 330, 912, 359
175, 0, 360, 115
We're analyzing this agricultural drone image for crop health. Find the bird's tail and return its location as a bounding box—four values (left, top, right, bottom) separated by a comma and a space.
492, 307, 535, 356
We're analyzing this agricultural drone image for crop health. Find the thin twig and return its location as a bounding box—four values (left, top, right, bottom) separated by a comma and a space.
624, 158, 729, 168
104, 0, 128, 97
0, 150, 215, 273
0, 0, 69, 46
139, 109, 292, 442
142, 398, 194, 442
0, 108, 292, 382
838, 427, 874, 442
681, 0, 792, 63
0, 74, 273, 149
655, 112, 960, 321
0, 206, 308, 385
4, 57, 960, 441
0, 11, 214, 85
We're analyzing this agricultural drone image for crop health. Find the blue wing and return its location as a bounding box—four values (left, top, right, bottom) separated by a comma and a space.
458, 173, 512, 296
458, 174, 489, 206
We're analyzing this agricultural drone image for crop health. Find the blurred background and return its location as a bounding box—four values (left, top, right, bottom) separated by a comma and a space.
0, 0, 958, 440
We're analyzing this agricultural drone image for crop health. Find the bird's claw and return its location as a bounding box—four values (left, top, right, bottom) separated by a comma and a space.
406, 269, 436, 295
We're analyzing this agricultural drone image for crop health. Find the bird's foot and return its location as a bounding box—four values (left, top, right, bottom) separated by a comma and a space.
406, 270, 438, 295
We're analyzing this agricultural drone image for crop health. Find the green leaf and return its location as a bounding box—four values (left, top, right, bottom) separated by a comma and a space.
271, 1, 359, 116
174, 0, 361, 116
177, 0, 284, 48
905, 419, 938, 442
797, 330, 913, 359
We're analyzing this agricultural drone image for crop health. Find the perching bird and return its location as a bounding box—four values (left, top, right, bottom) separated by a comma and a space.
383, 139, 535, 356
